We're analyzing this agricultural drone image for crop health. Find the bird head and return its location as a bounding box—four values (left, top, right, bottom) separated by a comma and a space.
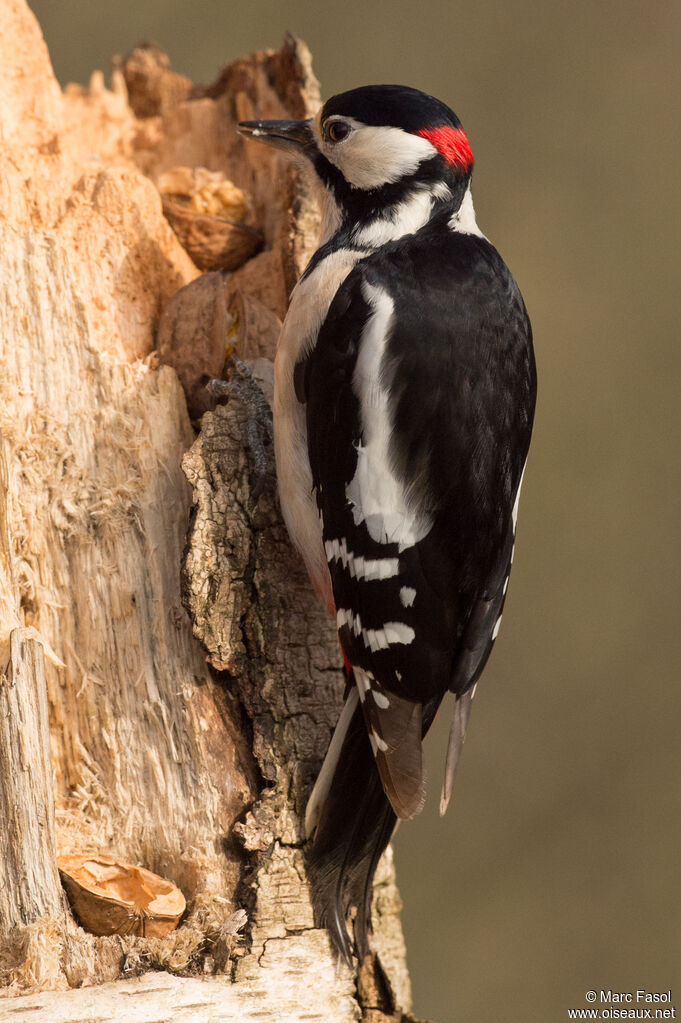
238, 85, 474, 241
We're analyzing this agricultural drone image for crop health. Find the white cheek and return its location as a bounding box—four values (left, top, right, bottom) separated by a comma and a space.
326, 125, 436, 190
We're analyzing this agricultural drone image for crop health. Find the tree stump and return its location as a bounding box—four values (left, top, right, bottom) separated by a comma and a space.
0, 2, 421, 1019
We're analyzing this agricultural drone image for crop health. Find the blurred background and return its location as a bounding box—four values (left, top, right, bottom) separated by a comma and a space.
30, 1, 680, 1019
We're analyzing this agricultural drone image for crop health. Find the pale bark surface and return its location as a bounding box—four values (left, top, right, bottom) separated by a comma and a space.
0, 631, 61, 938
0, 2, 421, 1019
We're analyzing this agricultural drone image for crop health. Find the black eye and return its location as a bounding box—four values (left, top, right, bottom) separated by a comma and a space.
326, 120, 351, 143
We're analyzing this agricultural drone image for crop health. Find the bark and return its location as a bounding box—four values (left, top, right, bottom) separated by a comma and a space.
0, 2, 422, 1019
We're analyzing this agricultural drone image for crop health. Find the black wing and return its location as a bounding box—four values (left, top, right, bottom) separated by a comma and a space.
302, 228, 536, 817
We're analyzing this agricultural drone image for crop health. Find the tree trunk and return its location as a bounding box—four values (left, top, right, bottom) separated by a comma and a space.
0, 2, 422, 1019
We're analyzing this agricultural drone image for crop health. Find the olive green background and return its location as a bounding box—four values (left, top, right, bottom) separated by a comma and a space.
29, 1, 680, 1020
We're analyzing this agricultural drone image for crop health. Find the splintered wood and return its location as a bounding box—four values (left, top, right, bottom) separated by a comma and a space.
0, 1, 417, 1019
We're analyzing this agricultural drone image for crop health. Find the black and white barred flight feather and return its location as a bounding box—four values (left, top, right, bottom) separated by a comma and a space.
238, 83, 536, 963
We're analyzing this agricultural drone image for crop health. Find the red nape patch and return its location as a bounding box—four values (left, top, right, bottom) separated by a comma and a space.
417, 126, 473, 171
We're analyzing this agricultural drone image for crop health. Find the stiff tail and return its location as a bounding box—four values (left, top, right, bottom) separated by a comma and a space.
306, 694, 396, 963
306, 691, 443, 962
439, 686, 474, 816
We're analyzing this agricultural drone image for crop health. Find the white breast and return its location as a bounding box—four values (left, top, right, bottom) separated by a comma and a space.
274, 246, 363, 610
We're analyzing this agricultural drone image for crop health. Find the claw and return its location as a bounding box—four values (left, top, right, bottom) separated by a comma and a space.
205, 377, 232, 399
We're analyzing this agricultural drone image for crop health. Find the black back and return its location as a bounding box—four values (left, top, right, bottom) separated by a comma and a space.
303, 218, 535, 704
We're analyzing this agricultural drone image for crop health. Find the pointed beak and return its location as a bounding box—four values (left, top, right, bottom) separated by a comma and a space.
237, 118, 316, 156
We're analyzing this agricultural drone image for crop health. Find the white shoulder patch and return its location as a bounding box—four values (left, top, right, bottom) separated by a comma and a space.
345, 282, 433, 551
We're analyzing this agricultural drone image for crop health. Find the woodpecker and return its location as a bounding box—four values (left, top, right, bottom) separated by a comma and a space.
238, 85, 536, 963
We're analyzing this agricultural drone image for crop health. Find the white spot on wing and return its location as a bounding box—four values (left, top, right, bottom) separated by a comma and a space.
336, 607, 357, 633
382, 622, 415, 645
492, 616, 502, 640
324, 537, 399, 580
399, 586, 416, 608
373, 690, 390, 709
337, 607, 415, 650
346, 283, 433, 551
367, 628, 389, 652
371, 729, 388, 753
358, 556, 400, 581
354, 666, 373, 703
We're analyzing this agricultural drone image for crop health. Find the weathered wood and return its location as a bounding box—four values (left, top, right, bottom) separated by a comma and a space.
0, 1, 420, 1017
0, 632, 63, 939
0, 428, 63, 944
0, 441, 22, 671
0, 967, 357, 1023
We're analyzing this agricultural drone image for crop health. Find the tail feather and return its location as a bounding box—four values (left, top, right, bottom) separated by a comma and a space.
306, 699, 396, 962
439, 687, 474, 816
355, 801, 398, 960
360, 686, 426, 819
305, 688, 360, 838
306, 694, 443, 962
